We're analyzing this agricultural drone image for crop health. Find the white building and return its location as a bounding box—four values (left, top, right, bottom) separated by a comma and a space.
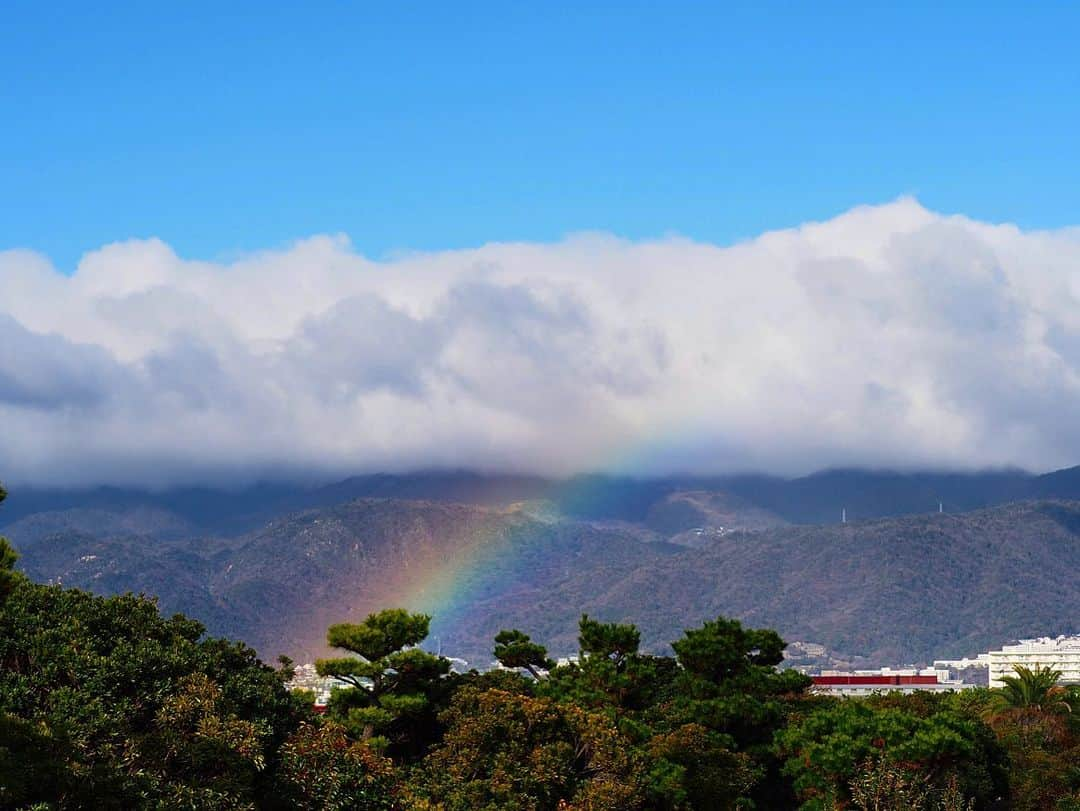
932, 654, 991, 686
285, 663, 352, 707
933, 654, 991, 671
986, 636, 1080, 688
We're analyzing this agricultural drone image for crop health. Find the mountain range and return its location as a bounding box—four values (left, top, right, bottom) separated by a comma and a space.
3, 466, 1080, 667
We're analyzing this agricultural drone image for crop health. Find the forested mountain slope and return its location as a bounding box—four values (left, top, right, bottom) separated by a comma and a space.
14, 494, 1080, 666
570, 500, 1080, 664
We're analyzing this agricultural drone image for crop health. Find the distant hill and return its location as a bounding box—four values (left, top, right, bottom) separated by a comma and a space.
573, 499, 1080, 665
3, 506, 197, 548
719, 468, 1039, 524
0, 472, 554, 536
7, 464, 1080, 534
1031, 464, 1080, 499
13, 492, 1080, 667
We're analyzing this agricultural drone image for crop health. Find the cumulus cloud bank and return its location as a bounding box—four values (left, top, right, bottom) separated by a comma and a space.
3, 198, 1080, 487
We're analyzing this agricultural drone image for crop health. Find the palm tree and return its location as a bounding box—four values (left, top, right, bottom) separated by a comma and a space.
987, 665, 1075, 718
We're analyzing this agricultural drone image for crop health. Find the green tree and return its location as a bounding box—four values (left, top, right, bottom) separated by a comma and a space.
988, 664, 1078, 717
659, 617, 812, 807
316, 608, 450, 755
138, 672, 274, 808
272, 721, 398, 811
645, 722, 759, 810
543, 616, 677, 713
578, 613, 641, 667
667, 617, 810, 744
847, 754, 978, 811
0, 483, 22, 603
965, 668, 1080, 811
494, 629, 555, 679
988, 709, 1080, 810
848, 752, 934, 811
408, 685, 647, 810
540, 615, 807, 808
0, 576, 306, 808
776, 696, 1006, 810
671, 617, 788, 681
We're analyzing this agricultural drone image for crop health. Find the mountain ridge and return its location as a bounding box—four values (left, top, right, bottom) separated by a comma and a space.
6, 463, 1080, 538
11, 489, 1080, 668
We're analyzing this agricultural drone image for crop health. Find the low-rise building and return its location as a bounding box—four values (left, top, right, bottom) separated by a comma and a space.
986, 636, 1080, 688
811, 667, 968, 696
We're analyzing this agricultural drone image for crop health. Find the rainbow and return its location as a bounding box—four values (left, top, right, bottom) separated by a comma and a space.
384, 455, 692, 658
295, 439, 701, 661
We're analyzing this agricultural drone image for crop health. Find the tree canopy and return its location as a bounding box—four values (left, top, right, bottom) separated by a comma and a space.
316, 608, 451, 755
0, 484, 21, 602
0, 574, 307, 808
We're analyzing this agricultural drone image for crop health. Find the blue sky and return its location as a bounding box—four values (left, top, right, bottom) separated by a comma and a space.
3, 2, 1078, 272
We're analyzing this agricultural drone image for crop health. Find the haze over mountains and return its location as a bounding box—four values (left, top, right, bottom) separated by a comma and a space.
4, 465, 1080, 667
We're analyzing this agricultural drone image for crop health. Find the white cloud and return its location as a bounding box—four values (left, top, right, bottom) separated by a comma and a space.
3, 198, 1080, 487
